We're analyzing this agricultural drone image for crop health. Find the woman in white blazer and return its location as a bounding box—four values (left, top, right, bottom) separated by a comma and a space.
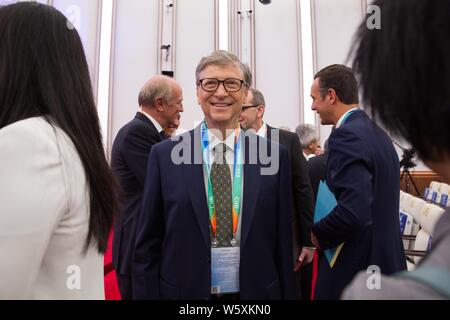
0, 3, 119, 299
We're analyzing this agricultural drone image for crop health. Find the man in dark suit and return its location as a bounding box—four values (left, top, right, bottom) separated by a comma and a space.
132, 50, 296, 300
310, 64, 406, 299
111, 75, 183, 299
239, 88, 315, 299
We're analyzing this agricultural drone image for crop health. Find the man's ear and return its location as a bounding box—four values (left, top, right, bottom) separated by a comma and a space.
328, 88, 337, 104
155, 97, 164, 111
243, 88, 249, 104
196, 86, 202, 105
257, 105, 265, 118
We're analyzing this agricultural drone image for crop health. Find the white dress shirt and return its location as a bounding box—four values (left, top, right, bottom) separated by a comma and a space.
256, 122, 267, 138
202, 127, 244, 244
336, 107, 359, 128
139, 109, 163, 133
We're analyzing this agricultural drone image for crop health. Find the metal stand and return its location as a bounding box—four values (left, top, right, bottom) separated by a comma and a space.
401, 167, 421, 196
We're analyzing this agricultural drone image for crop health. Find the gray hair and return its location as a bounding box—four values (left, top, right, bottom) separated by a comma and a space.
249, 88, 265, 107
242, 63, 253, 87
195, 50, 251, 86
138, 75, 173, 107
295, 124, 318, 149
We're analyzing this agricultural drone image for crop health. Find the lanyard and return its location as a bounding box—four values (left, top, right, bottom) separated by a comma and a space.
340, 109, 359, 126
200, 122, 243, 243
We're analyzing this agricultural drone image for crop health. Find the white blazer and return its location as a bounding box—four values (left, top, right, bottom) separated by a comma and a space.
0, 117, 104, 299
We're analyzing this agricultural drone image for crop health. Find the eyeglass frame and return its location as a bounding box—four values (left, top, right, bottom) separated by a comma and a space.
197, 78, 247, 93
241, 104, 262, 111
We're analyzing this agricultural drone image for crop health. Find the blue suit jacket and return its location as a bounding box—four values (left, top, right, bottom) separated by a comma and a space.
111, 112, 163, 275
312, 110, 406, 299
132, 126, 296, 300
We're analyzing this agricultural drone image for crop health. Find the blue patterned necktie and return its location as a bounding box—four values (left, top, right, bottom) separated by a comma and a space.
210, 143, 232, 247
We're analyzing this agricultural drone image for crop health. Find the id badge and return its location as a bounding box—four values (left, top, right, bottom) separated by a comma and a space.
211, 247, 240, 294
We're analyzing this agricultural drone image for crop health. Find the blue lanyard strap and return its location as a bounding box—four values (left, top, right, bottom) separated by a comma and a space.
341, 109, 359, 126
200, 122, 243, 239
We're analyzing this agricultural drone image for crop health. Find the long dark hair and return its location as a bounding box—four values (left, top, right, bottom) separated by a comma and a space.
0, 3, 118, 253
352, 0, 450, 162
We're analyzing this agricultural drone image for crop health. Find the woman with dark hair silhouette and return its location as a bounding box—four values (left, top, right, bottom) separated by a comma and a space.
0, 2, 119, 299
343, 0, 450, 299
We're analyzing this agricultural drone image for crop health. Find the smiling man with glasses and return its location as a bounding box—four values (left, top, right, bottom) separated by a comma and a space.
133, 50, 296, 300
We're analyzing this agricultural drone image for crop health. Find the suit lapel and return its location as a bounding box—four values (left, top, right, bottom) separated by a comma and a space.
240, 133, 260, 249
135, 112, 163, 141
183, 127, 210, 249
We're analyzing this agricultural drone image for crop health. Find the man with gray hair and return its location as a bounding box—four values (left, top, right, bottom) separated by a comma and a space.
133, 50, 296, 300
296, 124, 319, 161
111, 75, 183, 299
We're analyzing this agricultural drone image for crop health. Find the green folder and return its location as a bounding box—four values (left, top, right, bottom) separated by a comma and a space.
314, 180, 344, 268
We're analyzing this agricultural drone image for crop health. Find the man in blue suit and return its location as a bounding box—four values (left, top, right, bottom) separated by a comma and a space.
310, 64, 406, 299
132, 50, 296, 300
111, 75, 183, 299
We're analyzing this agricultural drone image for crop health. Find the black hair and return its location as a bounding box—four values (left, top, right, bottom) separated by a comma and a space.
0, 2, 119, 253
314, 64, 359, 105
352, 0, 450, 161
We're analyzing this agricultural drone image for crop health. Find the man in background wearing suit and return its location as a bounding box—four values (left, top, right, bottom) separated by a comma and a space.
133, 50, 296, 299
111, 75, 183, 299
310, 64, 406, 299
296, 124, 320, 161
239, 88, 315, 299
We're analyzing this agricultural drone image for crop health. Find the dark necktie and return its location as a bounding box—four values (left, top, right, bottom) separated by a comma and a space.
210, 143, 232, 247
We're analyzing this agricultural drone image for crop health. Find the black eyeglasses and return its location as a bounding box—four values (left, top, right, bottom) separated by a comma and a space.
198, 78, 246, 92
242, 105, 260, 111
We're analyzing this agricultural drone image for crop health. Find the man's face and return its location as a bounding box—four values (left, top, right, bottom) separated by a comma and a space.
239, 90, 260, 130
311, 78, 334, 125
163, 83, 183, 127
308, 139, 319, 155
197, 64, 248, 130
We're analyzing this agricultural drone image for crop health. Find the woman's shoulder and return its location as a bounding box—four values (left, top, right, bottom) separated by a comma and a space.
0, 116, 77, 154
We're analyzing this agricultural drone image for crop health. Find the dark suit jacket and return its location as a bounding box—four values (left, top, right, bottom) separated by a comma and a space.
132, 126, 296, 300
312, 110, 406, 300
266, 126, 314, 257
111, 112, 163, 275
307, 153, 328, 201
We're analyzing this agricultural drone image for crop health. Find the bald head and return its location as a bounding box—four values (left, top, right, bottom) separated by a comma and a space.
138, 75, 179, 108
138, 75, 184, 129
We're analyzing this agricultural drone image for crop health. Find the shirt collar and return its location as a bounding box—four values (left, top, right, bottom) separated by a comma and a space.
256, 122, 267, 138
139, 109, 163, 133
336, 107, 359, 128
208, 128, 237, 152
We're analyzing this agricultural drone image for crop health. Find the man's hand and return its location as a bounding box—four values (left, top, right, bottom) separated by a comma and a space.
297, 247, 315, 267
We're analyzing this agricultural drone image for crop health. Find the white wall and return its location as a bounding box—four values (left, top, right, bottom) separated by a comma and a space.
52, 0, 101, 95
175, 0, 216, 132
109, 0, 159, 148
253, 0, 301, 131
311, 0, 366, 147
109, 0, 216, 149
